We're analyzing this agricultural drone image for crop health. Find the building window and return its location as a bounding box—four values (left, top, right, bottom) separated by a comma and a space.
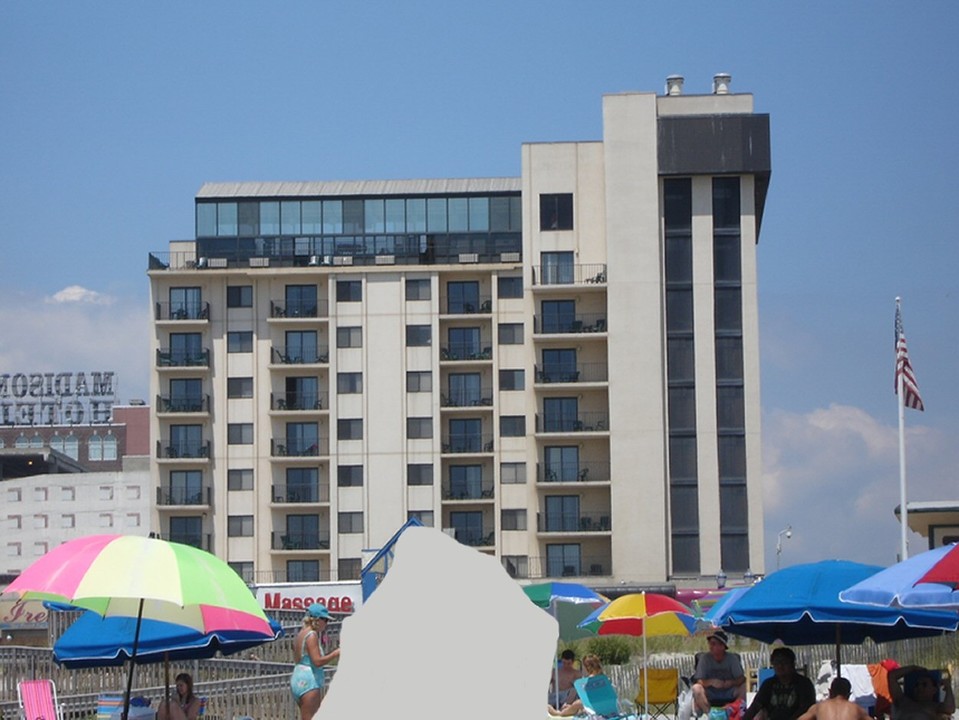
447, 281, 480, 314
227, 423, 254, 444
546, 543, 581, 577
338, 419, 363, 440
60, 486, 75, 501
406, 325, 432, 347
498, 323, 523, 345
103, 434, 117, 461
407, 464, 434, 486
229, 562, 254, 583
540, 252, 575, 285
406, 417, 433, 439
228, 469, 254, 491
539, 193, 573, 231
34, 514, 48, 529
407, 511, 434, 527
286, 285, 318, 316
501, 555, 529, 579
501, 509, 527, 531
339, 512, 364, 534
446, 326, 482, 359
284, 330, 319, 363
227, 285, 253, 308
406, 371, 432, 392
337, 372, 363, 394
336, 280, 362, 302
500, 415, 526, 437
89, 435, 104, 461
336, 326, 363, 348
61, 514, 75, 529
228, 332, 253, 353
286, 422, 319, 455
228, 515, 254, 537
169, 470, 202, 504
287, 560, 319, 582
285, 376, 320, 409
170, 287, 203, 319
500, 462, 526, 484
286, 467, 320, 502
338, 558, 362, 581
498, 276, 523, 299
227, 377, 254, 398
499, 369, 525, 391
337, 465, 364, 487
406, 278, 431, 301
447, 372, 481, 406
98, 486, 113, 501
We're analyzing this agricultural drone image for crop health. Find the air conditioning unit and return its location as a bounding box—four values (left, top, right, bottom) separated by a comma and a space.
196, 257, 208, 269
308, 255, 321, 266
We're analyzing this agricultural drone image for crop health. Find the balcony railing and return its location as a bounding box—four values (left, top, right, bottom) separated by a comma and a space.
440, 344, 492, 361
156, 440, 211, 459
272, 483, 331, 503
440, 388, 494, 407
272, 532, 331, 550
271, 437, 329, 457
159, 533, 212, 552
271, 346, 330, 365
533, 313, 607, 334
270, 299, 329, 318
157, 486, 212, 506
441, 434, 494, 454
537, 511, 611, 533
536, 411, 609, 433
441, 481, 494, 500
271, 392, 328, 411
534, 362, 608, 384
156, 394, 210, 413
155, 301, 210, 321
538, 461, 611, 483
502, 555, 610, 579
441, 297, 493, 315
450, 527, 495, 547
531, 263, 607, 286
156, 349, 210, 367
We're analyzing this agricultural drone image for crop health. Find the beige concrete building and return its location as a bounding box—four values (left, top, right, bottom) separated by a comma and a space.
147, 78, 771, 587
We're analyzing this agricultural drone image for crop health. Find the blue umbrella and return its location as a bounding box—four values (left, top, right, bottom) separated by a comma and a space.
708, 560, 959, 673
53, 611, 284, 668
839, 543, 959, 609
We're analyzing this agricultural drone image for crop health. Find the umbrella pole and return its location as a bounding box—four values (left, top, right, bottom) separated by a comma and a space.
643, 630, 649, 719
835, 626, 842, 678
164, 652, 171, 707
122, 598, 145, 720
552, 599, 561, 708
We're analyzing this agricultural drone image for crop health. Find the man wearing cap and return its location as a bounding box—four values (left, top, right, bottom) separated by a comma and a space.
692, 630, 746, 716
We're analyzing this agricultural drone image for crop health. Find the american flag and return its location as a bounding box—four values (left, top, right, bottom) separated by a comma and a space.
895, 301, 924, 411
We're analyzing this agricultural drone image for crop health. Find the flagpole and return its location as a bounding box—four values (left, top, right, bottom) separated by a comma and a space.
896, 297, 908, 561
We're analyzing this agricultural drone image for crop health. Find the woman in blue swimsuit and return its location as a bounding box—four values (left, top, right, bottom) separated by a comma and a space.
290, 603, 340, 720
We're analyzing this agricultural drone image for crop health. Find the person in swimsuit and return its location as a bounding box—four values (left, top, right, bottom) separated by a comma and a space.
157, 672, 201, 720
290, 603, 340, 720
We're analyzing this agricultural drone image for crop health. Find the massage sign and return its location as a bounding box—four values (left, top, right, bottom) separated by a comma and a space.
0, 371, 116, 426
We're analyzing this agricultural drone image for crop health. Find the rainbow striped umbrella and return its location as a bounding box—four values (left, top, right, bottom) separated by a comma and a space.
2, 534, 273, 720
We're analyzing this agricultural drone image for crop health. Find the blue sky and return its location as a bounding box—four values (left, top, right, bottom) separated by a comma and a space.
2, 2, 957, 572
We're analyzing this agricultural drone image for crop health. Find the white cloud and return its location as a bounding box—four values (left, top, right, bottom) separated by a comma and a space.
762, 403, 958, 569
0, 288, 150, 403
46, 285, 114, 305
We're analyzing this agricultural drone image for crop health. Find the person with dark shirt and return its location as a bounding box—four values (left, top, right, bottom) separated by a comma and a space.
743, 648, 816, 720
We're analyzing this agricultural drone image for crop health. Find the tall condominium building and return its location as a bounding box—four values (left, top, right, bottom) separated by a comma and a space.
148, 77, 771, 588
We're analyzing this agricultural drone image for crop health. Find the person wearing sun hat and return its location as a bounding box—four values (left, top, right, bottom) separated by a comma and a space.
692, 629, 746, 716
290, 603, 340, 720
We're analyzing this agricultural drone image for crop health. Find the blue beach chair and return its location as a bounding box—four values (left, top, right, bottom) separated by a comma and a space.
573, 674, 639, 719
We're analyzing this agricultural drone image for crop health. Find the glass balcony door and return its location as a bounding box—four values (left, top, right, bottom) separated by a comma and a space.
545, 495, 579, 532
544, 446, 579, 482
541, 300, 576, 333
542, 349, 577, 383
543, 397, 578, 432
448, 373, 481, 407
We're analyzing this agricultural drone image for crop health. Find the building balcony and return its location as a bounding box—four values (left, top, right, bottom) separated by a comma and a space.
269, 299, 329, 319
271, 392, 328, 411
441, 481, 495, 501
158, 533, 212, 552
271, 482, 331, 504
531, 263, 607, 287
537, 461, 610, 484
533, 313, 607, 335
440, 388, 494, 408
440, 344, 493, 362
534, 362, 608, 385
504, 555, 610, 580
441, 434, 494, 454
156, 486, 212, 507
271, 437, 330, 457
156, 348, 210, 368
271, 531, 331, 551
156, 394, 210, 414
440, 297, 493, 315
154, 302, 210, 322
535, 411, 609, 434
536, 511, 611, 534
449, 527, 495, 548
156, 440, 211, 460
270, 346, 330, 365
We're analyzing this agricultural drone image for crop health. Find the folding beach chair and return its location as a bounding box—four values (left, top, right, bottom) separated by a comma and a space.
636, 667, 680, 720
17, 679, 64, 720
573, 674, 639, 719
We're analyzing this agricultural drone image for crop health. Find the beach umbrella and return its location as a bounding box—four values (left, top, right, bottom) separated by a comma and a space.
577, 591, 697, 715
2, 534, 274, 720
839, 543, 959, 609
524, 581, 606, 706
708, 560, 959, 675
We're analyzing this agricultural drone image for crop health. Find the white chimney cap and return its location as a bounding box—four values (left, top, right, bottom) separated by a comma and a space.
713, 73, 732, 94
665, 75, 684, 96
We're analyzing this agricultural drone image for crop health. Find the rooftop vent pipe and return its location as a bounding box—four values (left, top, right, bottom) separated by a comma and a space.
665, 75, 684, 96
713, 73, 731, 94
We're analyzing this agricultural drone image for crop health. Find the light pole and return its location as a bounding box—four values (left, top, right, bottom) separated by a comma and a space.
776, 525, 792, 570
